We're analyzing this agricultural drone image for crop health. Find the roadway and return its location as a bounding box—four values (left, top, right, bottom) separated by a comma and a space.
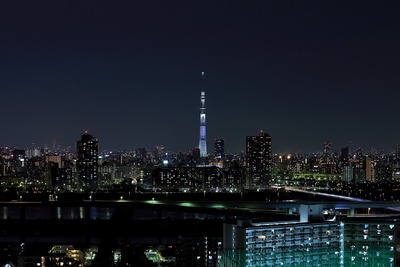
2, 186, 400, 218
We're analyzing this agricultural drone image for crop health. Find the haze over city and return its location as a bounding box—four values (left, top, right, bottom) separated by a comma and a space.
1, 1, 400, 154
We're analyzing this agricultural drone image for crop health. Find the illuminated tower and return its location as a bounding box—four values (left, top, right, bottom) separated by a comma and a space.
199, 72, 208, 158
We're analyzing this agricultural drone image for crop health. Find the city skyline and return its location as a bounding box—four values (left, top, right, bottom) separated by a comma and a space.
1, 131, 398, 157
1, 1, 400, 153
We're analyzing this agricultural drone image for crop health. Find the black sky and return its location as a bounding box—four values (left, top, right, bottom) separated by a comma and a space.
1, 1, 400, 154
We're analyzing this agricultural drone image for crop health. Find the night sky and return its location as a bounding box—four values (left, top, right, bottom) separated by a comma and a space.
1, 1, 400, 154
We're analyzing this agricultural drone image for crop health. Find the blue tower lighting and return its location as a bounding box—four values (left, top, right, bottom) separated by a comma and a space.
199, 72, 207, 158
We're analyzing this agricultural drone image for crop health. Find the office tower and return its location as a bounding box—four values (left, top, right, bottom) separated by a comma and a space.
323, 140, 332, 156
322, 141, 334, 174
214, 138, 225, 160
198, 72, 207, 158
342, 165, 354, 183
76, 131, 99, 190
26, 147, 41, 159
365, 156, 374, 182
245, 130, 272, 189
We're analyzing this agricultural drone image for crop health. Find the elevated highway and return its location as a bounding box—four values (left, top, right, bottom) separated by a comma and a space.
1, 197, 399, 220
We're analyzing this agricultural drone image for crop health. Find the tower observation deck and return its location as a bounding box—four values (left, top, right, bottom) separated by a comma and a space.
199, 72, 207, 158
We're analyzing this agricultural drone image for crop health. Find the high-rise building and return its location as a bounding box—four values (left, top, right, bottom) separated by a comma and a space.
344, 219, 398, 265
396, 144, 400, 159
341, 146, 349, 163
198, 72, 207, 158
365, 156, 374, 182
342, 165, 354, 183
220, 218, 343, 267
245, 130, 272, 189
220, 199, 400, 267
321, 141, 335, 174
356, 147, 363, 160
214, 138, 225, 160
76, 131, 99, 190
323, 140, 332, 156
0, 157, 5, 176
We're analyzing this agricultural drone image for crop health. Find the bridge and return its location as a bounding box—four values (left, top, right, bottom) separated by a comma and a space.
0, 186, 399, 223
0, 196, 399, 221
0, 191, 399, 245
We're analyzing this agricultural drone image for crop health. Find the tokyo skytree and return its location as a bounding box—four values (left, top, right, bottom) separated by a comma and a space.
199, 72, 207, 158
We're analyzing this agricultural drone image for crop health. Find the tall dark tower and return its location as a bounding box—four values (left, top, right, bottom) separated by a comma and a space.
76, 131, 99, 190
214, 138, 225, 160
246, 130, 272, 189
199, 72, 207, 158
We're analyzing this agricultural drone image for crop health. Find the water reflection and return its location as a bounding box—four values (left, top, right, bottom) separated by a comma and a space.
0, 206, 223, 220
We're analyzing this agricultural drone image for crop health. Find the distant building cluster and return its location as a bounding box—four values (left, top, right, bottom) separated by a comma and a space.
1, 80, 400, 195
1, 131, 400, 194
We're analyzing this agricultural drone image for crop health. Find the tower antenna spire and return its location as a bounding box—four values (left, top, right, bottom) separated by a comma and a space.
199, 72, 207, 158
